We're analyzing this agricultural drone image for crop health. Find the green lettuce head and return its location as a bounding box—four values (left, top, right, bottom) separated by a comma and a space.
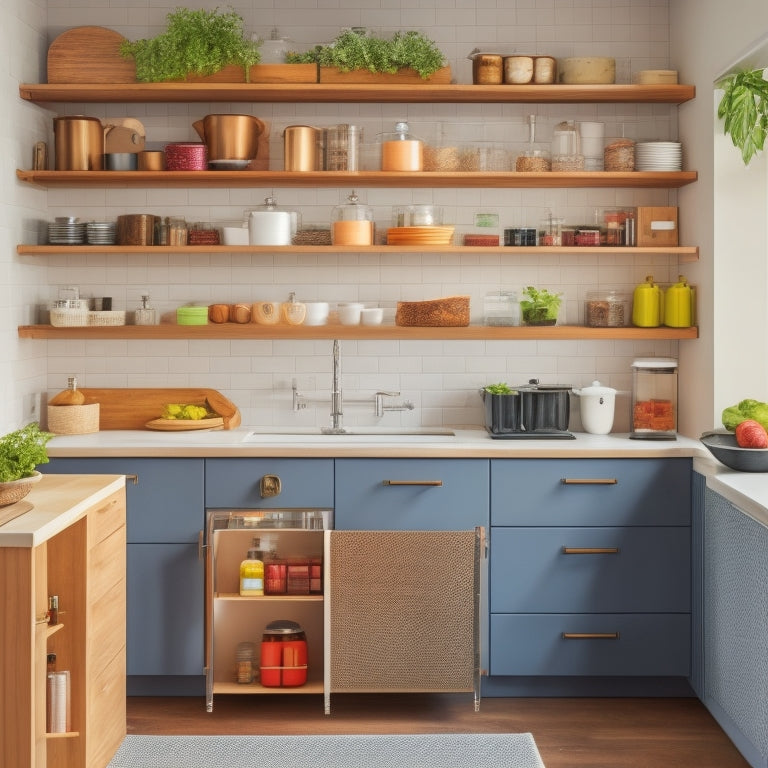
722, 399, 768, 431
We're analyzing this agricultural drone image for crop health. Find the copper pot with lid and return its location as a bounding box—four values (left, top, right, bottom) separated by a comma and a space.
53, 116, 104, 170
192, 114, 265, 164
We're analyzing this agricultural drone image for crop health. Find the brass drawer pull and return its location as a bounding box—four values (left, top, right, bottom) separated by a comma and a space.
562, 632, 620, 640
382, 480, 443, 486
561, 547, 620, 554
560, 477, 617, 485
125, 474, 138, 485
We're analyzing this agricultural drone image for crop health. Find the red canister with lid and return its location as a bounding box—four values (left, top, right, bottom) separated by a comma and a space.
260, 620, 308, 687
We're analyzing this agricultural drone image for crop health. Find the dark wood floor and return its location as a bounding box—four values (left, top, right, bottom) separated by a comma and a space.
127, 694, 751, 768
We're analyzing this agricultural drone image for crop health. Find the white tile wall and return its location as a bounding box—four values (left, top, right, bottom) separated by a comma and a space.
17, 0, 683, 431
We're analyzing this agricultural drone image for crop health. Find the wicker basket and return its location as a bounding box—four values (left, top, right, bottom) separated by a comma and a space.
395, 296, 470, 327
47, 403, 100, 434
50, 307, 90, 327
0, 471, 42, 507
88, 310, 126, 326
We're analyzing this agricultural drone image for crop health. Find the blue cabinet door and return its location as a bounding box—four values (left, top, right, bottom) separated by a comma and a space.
47, 458, 205, 681
334, 458, 489, 530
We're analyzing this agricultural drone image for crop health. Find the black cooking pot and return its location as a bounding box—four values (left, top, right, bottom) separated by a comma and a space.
483, 379, 571, 434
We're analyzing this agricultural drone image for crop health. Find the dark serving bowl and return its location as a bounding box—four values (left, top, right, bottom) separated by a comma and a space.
700, 431, 768, 472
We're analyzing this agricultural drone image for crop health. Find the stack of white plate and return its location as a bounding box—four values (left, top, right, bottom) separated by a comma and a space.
86, 221, 117, 245
635, 141, 682, 171
48, 218, 86, 245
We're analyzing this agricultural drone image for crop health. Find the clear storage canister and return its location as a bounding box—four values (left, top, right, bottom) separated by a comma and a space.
630, 358, 678, 439
331, 191, 374, 245
379, 121, 423, 171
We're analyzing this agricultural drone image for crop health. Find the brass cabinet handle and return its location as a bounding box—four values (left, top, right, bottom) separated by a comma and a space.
562, 632, 620, 640
560, 477, 617, 485
125, 474, 138, 485
561, 547, 620, 555
382, 480, 443, 486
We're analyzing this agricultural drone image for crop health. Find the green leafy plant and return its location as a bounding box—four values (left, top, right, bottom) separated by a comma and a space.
519, 286, 562, 326
483, 383, 516, 395
717, 68, 768, 165
286, 29, 446, 79
0, 423, 53, 482
120, 7, 261, 83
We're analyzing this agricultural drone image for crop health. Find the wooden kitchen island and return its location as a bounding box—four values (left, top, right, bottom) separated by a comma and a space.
0, 474, 126, 768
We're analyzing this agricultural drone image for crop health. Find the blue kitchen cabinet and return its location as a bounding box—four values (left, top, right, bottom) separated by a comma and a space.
486, 458, 693, 696
693, 477, 768, 768
46, 458, 205, 694
334, 458, 489, 530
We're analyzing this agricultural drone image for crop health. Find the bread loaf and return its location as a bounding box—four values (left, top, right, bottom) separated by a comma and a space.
395, 296, 470, 327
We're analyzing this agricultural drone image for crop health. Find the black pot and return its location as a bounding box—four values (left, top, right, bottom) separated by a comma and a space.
482, 379, 571, 434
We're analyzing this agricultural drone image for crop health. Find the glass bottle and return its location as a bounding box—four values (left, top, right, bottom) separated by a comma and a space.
379, 121, 423, 171
49, 376, 85, 406
134, 294, 157, 326
239, 539, 264, 596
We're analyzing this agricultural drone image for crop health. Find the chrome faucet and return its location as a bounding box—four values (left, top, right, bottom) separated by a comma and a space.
326, 339, 345, 433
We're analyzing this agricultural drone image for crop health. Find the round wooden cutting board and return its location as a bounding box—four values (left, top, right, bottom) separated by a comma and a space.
47, 26, 137, 84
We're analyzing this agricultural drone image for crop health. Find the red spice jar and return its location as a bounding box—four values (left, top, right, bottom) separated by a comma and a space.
260, 620, 308, 687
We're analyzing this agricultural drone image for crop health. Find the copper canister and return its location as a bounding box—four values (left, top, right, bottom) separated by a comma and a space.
53, 116, 104, 170
283, 125, 319, 171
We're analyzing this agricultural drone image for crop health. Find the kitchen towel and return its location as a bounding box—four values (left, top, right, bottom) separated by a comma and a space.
107, 732, 546, 767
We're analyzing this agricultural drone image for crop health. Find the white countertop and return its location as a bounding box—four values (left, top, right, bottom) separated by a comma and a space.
0, 473, 125, 548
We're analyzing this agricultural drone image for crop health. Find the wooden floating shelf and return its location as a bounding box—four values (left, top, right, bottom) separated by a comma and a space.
18, 82, 696, 105
16, 169, 698, 189
18, 324, 699, 341
17, 244, 700, 260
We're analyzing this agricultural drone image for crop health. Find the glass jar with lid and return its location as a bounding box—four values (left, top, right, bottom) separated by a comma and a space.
378, 121, 423, 171
331, 191, 374, 245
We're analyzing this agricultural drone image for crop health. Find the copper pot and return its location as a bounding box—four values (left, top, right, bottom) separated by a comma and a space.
53, 116, 104, 170
191, 114, 265, 162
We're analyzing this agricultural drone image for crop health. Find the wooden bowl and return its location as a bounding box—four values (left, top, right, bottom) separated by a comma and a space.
0, 471, 42, 507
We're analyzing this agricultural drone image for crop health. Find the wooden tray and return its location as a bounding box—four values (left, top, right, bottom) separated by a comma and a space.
145, 417, 224, 431
77, 388, 241, 430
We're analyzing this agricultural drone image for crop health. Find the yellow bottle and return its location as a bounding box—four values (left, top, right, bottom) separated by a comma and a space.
632, 275, 662, 328
664, 275, 693, 328
49, 376, 85, 406
239, 540, 264, 596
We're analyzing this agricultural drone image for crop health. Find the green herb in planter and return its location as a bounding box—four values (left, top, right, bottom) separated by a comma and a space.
483, 383, 515, 395
0, 423, 53, 482
717, 68, 768, 165
286, 29, 446, 79
120, 8, 261, 83
520, 286, 562, 326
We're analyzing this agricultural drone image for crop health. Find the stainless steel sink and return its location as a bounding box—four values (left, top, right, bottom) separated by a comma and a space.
241, 428, 456, 443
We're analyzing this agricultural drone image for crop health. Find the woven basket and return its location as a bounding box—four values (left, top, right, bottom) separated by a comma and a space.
88, 310, 126, 326
0, 471, 42, 507
50, 307, 89, 327
47, 403, 100, 434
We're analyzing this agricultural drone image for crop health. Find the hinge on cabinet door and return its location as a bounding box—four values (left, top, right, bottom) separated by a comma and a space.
260, 474, 281, 498
198, 530, 205, 560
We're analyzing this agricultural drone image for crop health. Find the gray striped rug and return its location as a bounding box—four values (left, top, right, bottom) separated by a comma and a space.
107, 733, 545, 767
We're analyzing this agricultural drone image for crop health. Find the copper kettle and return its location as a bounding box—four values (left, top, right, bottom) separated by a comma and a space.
192, 114, 265, 162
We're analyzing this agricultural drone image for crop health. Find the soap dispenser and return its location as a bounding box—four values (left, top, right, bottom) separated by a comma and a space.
379, 121, 423, 171
134, 294, 157, 325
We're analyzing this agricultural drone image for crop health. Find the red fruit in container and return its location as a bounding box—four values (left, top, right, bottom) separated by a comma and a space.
735, 419, 768, 448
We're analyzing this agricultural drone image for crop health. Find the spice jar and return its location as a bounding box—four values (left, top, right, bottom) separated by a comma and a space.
168, 217, 188, 245
331, 191, 374, 245
471, 53, 503, 84
379, 121, 423, 171
260, 620, 308, 687
604, 138, 635, 171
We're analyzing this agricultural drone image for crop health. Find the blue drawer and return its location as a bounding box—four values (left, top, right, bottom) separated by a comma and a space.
491, 458, 691, 526
205, 458, 334, 508
335, 458, 489, 530
490, 526, 690, 613
490, 613, 691, 676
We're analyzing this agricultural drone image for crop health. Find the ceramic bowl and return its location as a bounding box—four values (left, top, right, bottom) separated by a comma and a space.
338, 302, 364, 325
361, 307, 384, 326
303, 301, 329, 326
700, 431, 768, 472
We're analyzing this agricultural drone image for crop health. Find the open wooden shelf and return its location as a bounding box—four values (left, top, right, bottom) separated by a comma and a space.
18, 82, 696, 105
17, 323, 699, 341
17, 244, 699, 260
16, 169, 698, 189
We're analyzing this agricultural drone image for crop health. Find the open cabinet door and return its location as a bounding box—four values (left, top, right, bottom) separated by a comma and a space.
324, 528, 483, 714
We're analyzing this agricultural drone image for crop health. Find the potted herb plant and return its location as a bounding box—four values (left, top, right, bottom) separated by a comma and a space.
120, 8, 261, 83
0, 423, 53, 507
519, 286, 563, 326
288, 29, 450, 83
717, 68, 768, 165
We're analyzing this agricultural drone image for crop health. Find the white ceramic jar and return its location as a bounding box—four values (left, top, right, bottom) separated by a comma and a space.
574, 380, 617, 435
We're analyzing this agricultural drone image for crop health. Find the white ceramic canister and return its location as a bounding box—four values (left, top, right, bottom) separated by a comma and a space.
573, 380, 617, 435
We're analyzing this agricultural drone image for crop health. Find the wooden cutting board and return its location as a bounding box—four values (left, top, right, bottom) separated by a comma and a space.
47, 26, 137, 84
77, 388, 241, 430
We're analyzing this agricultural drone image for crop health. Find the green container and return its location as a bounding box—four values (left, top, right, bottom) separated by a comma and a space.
176, 306, 209, 325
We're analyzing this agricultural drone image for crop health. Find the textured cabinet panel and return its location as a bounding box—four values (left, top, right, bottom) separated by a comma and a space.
127, 543, 203, 676
205, 458, 334, 508
490, 526, 690, 613
334, 458, 489, 530
47, 457, 204, 543
490, 458, 691, 526
490, 613, 690, 676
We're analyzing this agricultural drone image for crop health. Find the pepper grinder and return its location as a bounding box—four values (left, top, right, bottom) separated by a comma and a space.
134, 294, 157, 325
